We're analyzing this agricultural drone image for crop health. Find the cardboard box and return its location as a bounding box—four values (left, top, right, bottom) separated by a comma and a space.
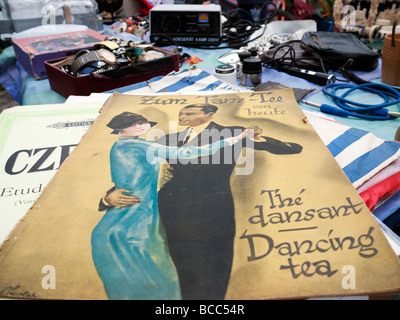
12, 29, 107, 79
44, 47, 180, 98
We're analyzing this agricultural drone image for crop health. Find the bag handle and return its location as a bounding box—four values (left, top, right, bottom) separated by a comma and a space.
391, 11, 400, 47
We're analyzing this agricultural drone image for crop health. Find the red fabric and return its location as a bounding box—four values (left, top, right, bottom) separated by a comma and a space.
360, 171, 400, 211
290, 0, 314, 20
138, 8, 150, 15
140, 0, 155, 9
138, 0, 155, 15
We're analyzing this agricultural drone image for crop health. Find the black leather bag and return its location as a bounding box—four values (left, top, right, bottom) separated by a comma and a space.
300, 31, 380, 71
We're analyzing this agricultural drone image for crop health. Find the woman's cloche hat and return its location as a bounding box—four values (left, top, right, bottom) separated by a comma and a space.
107, 112, 157, 134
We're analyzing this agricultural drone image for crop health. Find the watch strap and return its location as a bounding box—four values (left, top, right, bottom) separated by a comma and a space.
71, 51, 101, 76
92, 40, 120, 51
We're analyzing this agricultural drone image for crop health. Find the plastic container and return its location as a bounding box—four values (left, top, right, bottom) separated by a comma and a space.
213, 64, 237, 86
6, 0, 102, 33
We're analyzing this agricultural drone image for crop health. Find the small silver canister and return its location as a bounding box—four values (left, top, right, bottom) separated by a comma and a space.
240, 57, 262, 88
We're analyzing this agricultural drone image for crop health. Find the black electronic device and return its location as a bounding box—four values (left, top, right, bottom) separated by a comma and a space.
149, 4, 221, 46
279, 65, 336, 86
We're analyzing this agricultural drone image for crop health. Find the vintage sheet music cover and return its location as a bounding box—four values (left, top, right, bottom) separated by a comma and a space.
0, 90, 399, 300
0, 102, 101, 246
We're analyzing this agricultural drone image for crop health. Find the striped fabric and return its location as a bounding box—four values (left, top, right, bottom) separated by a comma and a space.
358, 158, 400, 193
328, 129, 400, 188
306, 111, 400, 231
305, 111, 400, 190
114, 67, 236, 94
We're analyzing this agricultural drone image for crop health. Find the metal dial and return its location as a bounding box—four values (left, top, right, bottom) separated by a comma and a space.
98, 49, 117, 64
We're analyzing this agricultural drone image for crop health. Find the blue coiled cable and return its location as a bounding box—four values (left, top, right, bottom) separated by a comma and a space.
319, 83, 400, 120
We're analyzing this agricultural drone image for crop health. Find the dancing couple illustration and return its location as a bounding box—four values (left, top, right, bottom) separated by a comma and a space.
91, 103, 303, 300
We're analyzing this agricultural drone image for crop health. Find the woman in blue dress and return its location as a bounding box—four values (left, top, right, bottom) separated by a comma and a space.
91, 112, 247, 300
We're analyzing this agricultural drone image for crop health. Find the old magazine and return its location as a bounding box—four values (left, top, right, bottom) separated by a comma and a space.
0, 102, 101, 246
0, 90, 399, 300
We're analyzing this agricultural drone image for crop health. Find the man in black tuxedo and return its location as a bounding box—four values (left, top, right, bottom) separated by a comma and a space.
100, 103, 302, 299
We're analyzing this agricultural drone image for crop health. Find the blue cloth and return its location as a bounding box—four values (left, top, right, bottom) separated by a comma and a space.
374, 190, 400, 222
91, 136, 230, 300
0, 46, 26, 104
0, 46, 66, 105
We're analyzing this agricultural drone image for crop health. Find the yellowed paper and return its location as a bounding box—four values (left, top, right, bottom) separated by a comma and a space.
0, 90, 399, 300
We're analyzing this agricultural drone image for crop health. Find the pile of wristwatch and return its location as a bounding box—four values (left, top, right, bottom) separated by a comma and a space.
64, 38, 165, 77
